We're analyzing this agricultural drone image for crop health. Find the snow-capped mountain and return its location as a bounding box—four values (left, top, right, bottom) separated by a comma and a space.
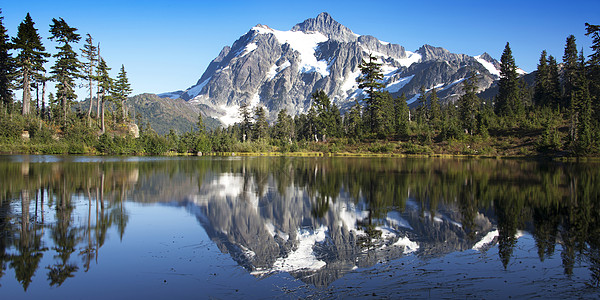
163, 12, 505, 125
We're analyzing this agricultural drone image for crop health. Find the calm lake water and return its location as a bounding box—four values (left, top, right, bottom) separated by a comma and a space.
1, 155, 599, 299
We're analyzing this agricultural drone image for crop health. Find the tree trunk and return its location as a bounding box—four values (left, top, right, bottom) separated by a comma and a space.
101, 94, 105, 134
41, 79, 46, 120
87, 76, 93, 121
22, 69, 30, 116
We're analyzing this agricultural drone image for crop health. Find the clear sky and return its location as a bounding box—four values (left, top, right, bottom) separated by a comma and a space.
2, 0, 598, 98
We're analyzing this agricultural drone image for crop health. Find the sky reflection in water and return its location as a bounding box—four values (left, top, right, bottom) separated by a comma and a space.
0, 155, 599, 298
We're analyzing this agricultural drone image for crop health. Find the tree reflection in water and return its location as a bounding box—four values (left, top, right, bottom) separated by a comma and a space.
0, 156, 598, 290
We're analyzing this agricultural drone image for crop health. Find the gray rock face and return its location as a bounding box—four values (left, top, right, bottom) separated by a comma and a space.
163, 13, 508, 125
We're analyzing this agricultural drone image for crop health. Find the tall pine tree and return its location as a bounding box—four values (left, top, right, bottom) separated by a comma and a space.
585, 23, 600, 122
49, 17, 82, 126
12, 13, 49, 116
547, 55, 561, 107
239, 101, 252, 142
252, 106, 268, 141
0, 9, 15, 110
81, 33, 98, 120
357, 54, 384, 136
496, 42, 521, 118
114, 64, 132, 122
96, 57, 112, 133
458, 71, 480, 135
429, 88, 441, 129
563, 35, 579, 109
534, 50, 550, 107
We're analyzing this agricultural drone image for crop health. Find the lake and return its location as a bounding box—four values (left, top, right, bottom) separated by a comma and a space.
0, 155, 599, 298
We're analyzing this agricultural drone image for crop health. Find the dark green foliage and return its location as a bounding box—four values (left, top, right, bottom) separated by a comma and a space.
273, 109, 294, 144
429, 88, 441, 130
357, 54, 386, 136
459, 72, 481, 135
345, 100, 363, 139
563, 35, 579, 108
12, 13, 49, 116
252, 106, 269, 141
496, 42, 523, 118
0, 9, 15, 109
415, 85, 428, 125
394, 93, 410, 138
49, 18, 82, 125
311, 90, 343, 141
80, 33, 97, 118
114, 65, 132, 122
534, 50, 552, 107
239, 101, 252, 142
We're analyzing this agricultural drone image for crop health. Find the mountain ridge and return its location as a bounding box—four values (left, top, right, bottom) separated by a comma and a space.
161, 12, 508, 125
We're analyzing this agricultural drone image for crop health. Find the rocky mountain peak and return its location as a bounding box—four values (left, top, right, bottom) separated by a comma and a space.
291, 12, 357, 42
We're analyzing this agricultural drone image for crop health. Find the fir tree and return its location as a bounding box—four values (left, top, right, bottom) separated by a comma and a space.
496, 42, 521, 118
114, 64, 132, 122
429, 88, 441, 129
547, 55, 561, 107
96, 57, 112, 133
345, 100, 363, 140
458, 71, 480, 135
415, 85, 428, 125
573, 50, 593, 152
563, 35, 579, 108
49, 17, 82, 126
585, 23, 600, 121
0, 9, 15, 110
312, 90, 334, 141
252, 106, 268, 141
534, 50, 550, 107
357, 54, 384, 135
81, 33, 98, 119
273, 109, 294, 144
239, 101, 252, 142
12, 13, 49, 116
394, 93, 410, 138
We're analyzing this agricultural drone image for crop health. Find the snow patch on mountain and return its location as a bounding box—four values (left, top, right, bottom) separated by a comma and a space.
267, 61, 291, 80
474, 55, 500, 77
218, 92, 261, 126
187, 77, 211, 101
385, 75, 414, 93
252, 25, 329, 77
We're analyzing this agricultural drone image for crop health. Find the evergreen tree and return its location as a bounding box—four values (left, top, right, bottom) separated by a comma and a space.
379, 91, 395, 138
81, 33, 98, 119
12, 13, 49, 116
96, 57, 112, 133
0, 9, 15, 110
312, 90, 333, 141
585, 23, 600, 121
357, 54, 384, 135
429, 88, 441, 129
113, 64, 132, 122
415, 85, 428, 125
573, 50, 593, 152
49, 17, 82, 126
563, 35, 579, 108
547, 55, 561, 107
496, 42, 521, 117
345, 100, 363, 140
394, 93, 410, 138
239, 101, 252, 142
534, 50, 550, 107
458, 71, 480, 135
273, 109, 294, 144
252, 106, 268, 141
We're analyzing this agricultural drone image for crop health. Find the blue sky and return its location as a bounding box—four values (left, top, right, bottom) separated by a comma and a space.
2, 0, 598, 98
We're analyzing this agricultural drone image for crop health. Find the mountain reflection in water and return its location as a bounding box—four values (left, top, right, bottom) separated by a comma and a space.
0, 155, 599, 297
